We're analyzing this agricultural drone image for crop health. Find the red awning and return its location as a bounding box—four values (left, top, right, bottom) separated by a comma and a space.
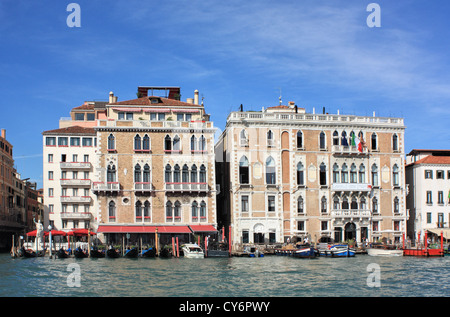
70, 229, 96, 236
97, 225, 191, 234
44, 230, 67, 237
189, 225, 217, 233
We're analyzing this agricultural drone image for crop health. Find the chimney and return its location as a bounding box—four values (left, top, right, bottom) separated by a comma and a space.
295, 105, 298, 113
109, 91, 114, 103
194, 90, 199, 105
1, 129, 5, 139
186, 98, 194, 104
288, 101, 295, 108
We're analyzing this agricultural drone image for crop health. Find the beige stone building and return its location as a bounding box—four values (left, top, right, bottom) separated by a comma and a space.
94, 87, 218, 245
216, 103, 407, 250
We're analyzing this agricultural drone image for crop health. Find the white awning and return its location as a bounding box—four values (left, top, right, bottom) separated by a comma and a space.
111, 107, 142, 112
426, 228, 450, 239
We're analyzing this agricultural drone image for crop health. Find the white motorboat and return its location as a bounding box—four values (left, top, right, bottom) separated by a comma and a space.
181, 243, 205, 258
367, 244, 403, 256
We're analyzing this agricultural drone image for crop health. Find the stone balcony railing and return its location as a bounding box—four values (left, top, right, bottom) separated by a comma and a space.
60, 179, 91, 186
331, 209, 372, 218
331, 183, 372, 192
60, 196, 92, 203
92, 182, 120, 192
165, 182, 209, 193
60, 212, 92, 220
60, 162, 91, 169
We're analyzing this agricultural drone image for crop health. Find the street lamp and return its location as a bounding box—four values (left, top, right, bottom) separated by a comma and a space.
48, 225, 52, 257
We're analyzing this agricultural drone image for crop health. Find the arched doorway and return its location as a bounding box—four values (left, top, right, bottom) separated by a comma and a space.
344, 222, 356, 241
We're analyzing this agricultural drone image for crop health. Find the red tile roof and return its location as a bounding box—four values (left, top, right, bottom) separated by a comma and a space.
109, 96, 202, 107
72, 103, 95, 111
410, 155, 450, 166
42, 126, 96, 135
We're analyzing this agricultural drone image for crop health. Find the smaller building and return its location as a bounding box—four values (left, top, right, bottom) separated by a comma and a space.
405, 149, 450, 242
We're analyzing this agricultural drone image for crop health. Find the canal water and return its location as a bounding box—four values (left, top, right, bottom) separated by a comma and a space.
1, 253, 449, 297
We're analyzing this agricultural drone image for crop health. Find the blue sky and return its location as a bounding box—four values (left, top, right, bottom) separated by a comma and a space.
1, 0, 450, 189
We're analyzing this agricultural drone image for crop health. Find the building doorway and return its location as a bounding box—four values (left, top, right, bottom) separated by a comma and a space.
344, 222, 356, 241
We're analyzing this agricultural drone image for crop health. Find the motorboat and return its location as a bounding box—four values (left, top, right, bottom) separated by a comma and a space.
320, 244, 355, 257
181, 243, 205, 258
291, 244, 317, 258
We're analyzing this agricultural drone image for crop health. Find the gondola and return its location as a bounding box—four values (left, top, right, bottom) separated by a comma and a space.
125, 247, 138, 258
56, 248, 70, 258
159, 247, 172, 258
141, 247, 157, 258
106, 247, 121, 258
90, 247, 105, 258
74, 247, 88, 258
22, 247, 37, 258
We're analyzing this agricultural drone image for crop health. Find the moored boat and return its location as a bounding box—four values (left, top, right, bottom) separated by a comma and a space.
367, 243, 402, 256
106, 247, 121, 258
74, 247, 88, 258
56, 248, 70, 258
159, 246, 172, 258
319, 244, 355, 257
181, 243, 205, 258
22, 247, 37, 258
141, 247, 157, 258
90, 247, 105, 258
292, 245, 317, 258
125, 247, 138, 258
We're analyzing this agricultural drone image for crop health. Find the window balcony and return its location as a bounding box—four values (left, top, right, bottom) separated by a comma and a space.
60, 179, 91, 186
165, 182, 209, 193
134, 182, 153, 192
92, 182, 120, 193
331, 209, 372, 218
332, 145, 369, 156
331, 183, 372, 192
60, 212, 92, 220
60, 196, 92, 203
60, 162, 91, 169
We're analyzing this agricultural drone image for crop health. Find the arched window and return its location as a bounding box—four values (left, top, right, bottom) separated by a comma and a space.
321, 196, 327, 214
319, 131, 326, 149
107, 134, 115, 150
333, 196, 340, 210
239, 156, 249, 184
173, 164, 180, 183
108, 201, 116, 222
173, 135, 181, 151
359, 164, 366, 183
164, 135, 172, 151
351, 196, 358, 209
371, 133, 377, 150
333, 130, 339, 146
394, 197, 399, 213
165, 164, 172, 183
297, 196, 304, 214
266, 157, 276, 184
134, 134, 141, 151
393, 134, 398, 151
200, 201, 206, 220
135, 201, 142, 220
199, 135, 206, 151
342, 196, 349, 209
165, 201, 173, 220
199, 164, 206, 183
350, 164, 357, 183
392, 164, 399, 186
192, 201, 198, 220
360, 196, 366, 210
341, 164, 348, 183
190, 135, 197, 151
297, 131, 303, 148
107, 164, 116, 183
174, 201, 181, 222
333, 163, 340, 183
319, 163, 327, 186
143, 134, 150, 151
267, 130, 274, 147
341, 131, 348, 146
297, 162, 304, 185
372, 196, 378, 213
182, 164, 189, 183
191, 164, 198, 183
143, 201, 150, 222
134, 164, 142, 183
371, 164, 379, 187
143, 164, 150, 183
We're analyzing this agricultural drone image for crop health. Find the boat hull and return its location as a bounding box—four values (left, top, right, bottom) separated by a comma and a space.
320, 245, 355, 257
56, 249, 70, 258
90, 249, 105, 258
141, 248, 157, 257
106, 248, 121, 258
74, 249, 88, 258
367, 248, 403, 257
125, 248, 138, 258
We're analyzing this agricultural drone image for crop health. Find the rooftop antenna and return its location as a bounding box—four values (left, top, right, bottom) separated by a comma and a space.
201, 94, 204, 106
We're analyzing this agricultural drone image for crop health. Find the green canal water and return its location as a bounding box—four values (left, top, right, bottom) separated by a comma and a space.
1, 253, 449, 297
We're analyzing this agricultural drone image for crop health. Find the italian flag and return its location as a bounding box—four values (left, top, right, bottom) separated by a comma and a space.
351, 134, 363, 152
